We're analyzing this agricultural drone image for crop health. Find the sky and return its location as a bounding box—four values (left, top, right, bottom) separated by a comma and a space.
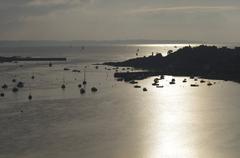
0, 0, 240, 43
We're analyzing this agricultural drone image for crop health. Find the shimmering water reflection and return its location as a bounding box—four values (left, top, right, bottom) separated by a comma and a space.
1, 44, 240, 158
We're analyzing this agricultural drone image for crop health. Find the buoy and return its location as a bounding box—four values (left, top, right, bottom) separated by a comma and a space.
61, 84, 66, 89
0, 93, 4, 97
28, 94, 32, 100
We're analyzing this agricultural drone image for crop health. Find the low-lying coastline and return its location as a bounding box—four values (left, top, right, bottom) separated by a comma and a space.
0, 56, 67, 63
104, 45, 240, 83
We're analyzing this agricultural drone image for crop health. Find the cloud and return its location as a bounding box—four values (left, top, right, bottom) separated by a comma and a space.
27, 0, 90, 7
0, 0, 92, 25
129, 6, 240, 14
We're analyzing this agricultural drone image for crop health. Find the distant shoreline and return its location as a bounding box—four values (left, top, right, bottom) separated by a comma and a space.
104, 45, 240, 83
0, 56, 67, 63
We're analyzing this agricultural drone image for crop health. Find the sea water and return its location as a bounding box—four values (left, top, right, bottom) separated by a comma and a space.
0, 44, 240, 158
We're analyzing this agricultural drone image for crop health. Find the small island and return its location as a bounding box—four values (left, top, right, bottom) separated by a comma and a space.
104, 45, 240, 83
0, 56, 67, 63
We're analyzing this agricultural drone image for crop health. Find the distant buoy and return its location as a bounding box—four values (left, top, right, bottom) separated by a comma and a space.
61, 84, 66, 89
78, 84, 82, 88
0, 93, 4, 97
28, 94, 32, 100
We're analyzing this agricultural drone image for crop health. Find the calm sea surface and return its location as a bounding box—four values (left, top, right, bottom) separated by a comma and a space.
0, 44, 240, 158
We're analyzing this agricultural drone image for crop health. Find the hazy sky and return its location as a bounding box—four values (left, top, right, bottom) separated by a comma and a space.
0, 0, 240, 42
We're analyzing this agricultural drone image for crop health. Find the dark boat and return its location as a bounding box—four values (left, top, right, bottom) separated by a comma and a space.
143, 88, 147, 91
17, 82, 24, 88
129, 80, 138, 84
134, 85, 141, 88
80, 88, 86, 94
200, 80, 206, 83
28, 94, 32, 100
169, 78, 176, 84
191, 84, 199, 87
2, 84, 8, 89
207, 82, 213, 86
61, 84, 66, 89
152, 83, 159, 86
117, 78, 124, 82
91, 87, 98, 92
83, 70, 87, 85
154, 78, 159, 83
182, 79, 187, 83
72, 69, 80, 73
12, 87, 18, 92
64, 68, 70, 71
0, 93, 4, 97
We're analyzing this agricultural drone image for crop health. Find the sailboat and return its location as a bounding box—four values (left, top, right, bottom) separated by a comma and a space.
61, 77, 66, 89
28, 82, 33, 100
83, 69, 87, 85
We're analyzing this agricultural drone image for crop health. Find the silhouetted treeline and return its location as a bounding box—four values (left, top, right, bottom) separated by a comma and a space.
105, 45, 240, 82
